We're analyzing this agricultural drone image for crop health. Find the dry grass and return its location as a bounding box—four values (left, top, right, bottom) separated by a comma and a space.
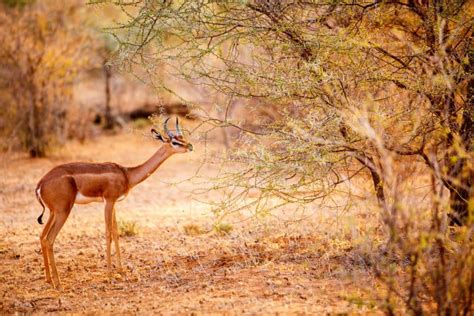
0, 126, 386, 314
213, 223, 233, 236
183, 224, 207, 236
118, 220, 140, 237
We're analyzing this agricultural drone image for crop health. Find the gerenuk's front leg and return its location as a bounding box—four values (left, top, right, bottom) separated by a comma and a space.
112, 208, 123, 272
104, 200, 115, 273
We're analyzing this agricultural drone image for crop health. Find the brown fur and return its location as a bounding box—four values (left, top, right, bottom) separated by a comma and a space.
37, 162, 130, 206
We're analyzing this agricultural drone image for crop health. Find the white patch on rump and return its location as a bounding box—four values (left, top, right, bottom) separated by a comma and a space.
36, 187, 45, 205
75, 192, 104, 205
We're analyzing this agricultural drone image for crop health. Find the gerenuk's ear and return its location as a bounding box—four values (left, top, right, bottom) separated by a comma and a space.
151, 128, 165, 142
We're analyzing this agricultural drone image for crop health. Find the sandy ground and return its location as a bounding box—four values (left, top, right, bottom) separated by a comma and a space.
0, 127, 382, 314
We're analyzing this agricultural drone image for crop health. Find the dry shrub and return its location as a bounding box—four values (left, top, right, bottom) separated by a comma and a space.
118, 220, 139, 237
349, 109, 474, 314
213, 223, 233, 236
183, 224, 206, 236
0, 1, 96, 156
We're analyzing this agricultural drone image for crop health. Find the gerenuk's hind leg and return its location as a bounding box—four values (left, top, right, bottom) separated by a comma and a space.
40, 177, 76, 290
40, 212, 55, 284
45, 209, 71, 290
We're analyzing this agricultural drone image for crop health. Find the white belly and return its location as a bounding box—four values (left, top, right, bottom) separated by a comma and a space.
75, 192, 104, 204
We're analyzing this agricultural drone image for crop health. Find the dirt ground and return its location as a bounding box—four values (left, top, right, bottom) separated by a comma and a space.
0, 127, 383, 314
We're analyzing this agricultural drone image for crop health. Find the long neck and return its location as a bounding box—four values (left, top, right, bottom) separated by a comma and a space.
126, 145, 174, 188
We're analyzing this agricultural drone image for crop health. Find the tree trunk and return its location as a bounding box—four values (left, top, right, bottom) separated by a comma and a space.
447, 182, 471, 226
27, 78, 44, 158
103, 63, 114, 130
340, 124, 386, 206
355, 153, 386, 206
446, 113, 473, 226
446, 50, 473, 225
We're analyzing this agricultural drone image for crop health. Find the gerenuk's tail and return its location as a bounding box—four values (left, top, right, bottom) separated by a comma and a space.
35, 186, 45, 225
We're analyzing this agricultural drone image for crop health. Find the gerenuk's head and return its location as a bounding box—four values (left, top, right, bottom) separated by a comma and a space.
151, 117, 193, 153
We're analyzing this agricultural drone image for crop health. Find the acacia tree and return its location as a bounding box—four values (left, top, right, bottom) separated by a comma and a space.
108, 0, 472, 225
106, 0, 473, 312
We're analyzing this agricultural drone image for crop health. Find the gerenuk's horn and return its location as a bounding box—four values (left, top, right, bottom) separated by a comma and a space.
176, 117, 183, 136
163, 117, 173, 139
